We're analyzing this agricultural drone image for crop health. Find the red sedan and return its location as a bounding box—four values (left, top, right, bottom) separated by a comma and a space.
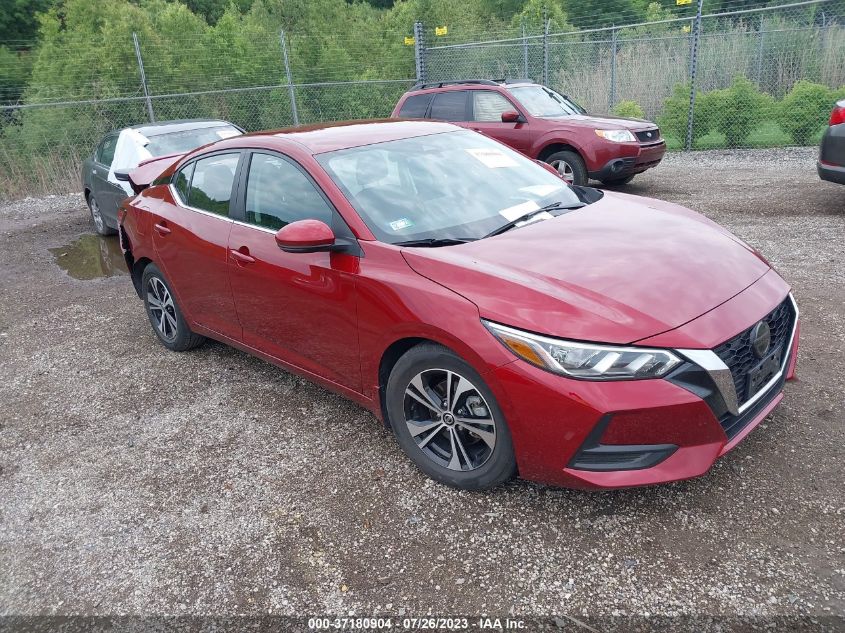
118, 120, 799, 490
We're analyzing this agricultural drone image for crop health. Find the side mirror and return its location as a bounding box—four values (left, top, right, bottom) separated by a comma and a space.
275, 219, 350, 254
114, 170, 131, 182
501, 110, 522, 123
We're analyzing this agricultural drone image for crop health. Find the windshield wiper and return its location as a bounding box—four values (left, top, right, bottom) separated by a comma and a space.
484, 201, 585, 238
395, 237, 477, 248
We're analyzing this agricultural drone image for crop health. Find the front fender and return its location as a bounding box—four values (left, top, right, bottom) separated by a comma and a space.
356, 244, 516, 408
532, 130, 593, 163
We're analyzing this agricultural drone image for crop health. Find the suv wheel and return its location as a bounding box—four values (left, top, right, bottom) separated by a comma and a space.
385, 343, 516, 490
87, 193, 115, 236
546, 150, 588, 186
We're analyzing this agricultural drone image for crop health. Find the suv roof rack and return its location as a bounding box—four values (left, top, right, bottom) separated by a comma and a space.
410, 79, 501, 90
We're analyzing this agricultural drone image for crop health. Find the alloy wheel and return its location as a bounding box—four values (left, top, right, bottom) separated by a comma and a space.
549, 159, 575, 183
89, 196, 104, 233
147, 277, 178, 341
403, 369, 497, 471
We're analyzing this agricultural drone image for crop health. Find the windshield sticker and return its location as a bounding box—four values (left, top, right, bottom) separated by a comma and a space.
521, 184, 561, 197
499, 200, 539, 222
389, 218, 414, 231
216, 129, 240, 139
465, 148, 519, 169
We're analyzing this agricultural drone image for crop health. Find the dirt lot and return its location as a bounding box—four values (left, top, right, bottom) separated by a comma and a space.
1, 148, 844, 629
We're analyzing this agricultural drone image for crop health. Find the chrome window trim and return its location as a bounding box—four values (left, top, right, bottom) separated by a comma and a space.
676, 293, 799, 417
233, 218, 276, 234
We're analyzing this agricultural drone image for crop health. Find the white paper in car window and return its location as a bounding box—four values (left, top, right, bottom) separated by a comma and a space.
521, 184, 561, 197
217, 129, 240, 139
498, 200, 539, 221
465, 148, 519, 169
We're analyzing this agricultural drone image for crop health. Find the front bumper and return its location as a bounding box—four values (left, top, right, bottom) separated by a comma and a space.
589, 141, 666, 180
487, 293, 799, 490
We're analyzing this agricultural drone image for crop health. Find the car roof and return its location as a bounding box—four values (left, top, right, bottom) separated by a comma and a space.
241, 119, 461, 154
128, 119, 236, 137
405, 80, 537, 96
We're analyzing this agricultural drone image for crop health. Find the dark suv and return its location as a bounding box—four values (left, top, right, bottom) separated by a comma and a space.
818, 99, 845, 185
391, 80, 665, 186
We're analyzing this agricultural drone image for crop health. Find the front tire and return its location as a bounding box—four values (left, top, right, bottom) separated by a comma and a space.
546, 150, 588, 186
87, 193, 115, 236
386, 343, 516, 490
141, 263, 205, 352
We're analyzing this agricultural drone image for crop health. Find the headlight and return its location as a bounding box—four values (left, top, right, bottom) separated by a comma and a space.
595, 129, 636, 143
483, 321, 681, 380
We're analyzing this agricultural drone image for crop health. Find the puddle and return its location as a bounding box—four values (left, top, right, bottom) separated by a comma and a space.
50, 234, 129, 280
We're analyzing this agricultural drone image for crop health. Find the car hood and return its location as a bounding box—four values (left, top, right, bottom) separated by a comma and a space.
539, 114, 655, 131
401, 191, 770, 345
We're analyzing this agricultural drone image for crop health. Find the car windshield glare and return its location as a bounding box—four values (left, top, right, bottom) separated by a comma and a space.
145, 125, 241, 157
508, 86, 583, 118
316, 130, 582, 244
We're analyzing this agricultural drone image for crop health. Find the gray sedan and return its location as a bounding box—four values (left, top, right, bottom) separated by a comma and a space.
81, 119, 243, 234
818, 99, 845, 185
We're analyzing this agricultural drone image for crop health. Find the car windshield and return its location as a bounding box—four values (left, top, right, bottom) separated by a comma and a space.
317, 130, 585, 244
508, 86, 585, 118
144, 125, 241, 156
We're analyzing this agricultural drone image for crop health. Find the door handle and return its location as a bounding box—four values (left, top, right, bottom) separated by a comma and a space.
153, 222, 171, 236
230, 248, 255, 264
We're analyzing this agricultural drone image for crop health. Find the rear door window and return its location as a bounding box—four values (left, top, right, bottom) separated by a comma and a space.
429, 91, 469, 121
95, 134, 118, 167
398, 94, 433, 118
185, 153, 240, 217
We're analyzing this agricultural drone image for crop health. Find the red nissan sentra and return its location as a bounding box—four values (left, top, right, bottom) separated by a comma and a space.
117, 120, 799, 491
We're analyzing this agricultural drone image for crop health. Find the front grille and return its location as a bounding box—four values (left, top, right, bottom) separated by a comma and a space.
635, 128, 661, 143
713, 297, 795, 406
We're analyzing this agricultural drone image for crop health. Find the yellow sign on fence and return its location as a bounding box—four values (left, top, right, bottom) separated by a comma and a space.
676, 0, 693, 4
682, 24, 691, 33
435, 26, 448, 36
404, 36, 415, 46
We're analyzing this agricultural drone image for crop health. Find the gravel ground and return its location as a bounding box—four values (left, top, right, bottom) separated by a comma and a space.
1, 147, 844, 630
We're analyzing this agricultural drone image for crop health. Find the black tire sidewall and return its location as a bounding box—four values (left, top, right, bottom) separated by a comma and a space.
141, 263, 198, 352
88, 194, 115, 236
546, 150, 588, 186
386, 344, 516, 490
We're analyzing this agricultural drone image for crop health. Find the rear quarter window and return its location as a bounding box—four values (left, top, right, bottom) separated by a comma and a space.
173, 162, 194, 202
398, 94, 433, 118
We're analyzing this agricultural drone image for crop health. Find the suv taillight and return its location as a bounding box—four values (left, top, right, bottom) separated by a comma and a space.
831, 102, 845, 126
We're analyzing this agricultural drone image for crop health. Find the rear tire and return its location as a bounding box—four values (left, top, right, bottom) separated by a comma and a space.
141, 263, 205, 352
385, 343, 516, 490
546, 150, 588, 186
600, 174, 635, 186
87, 193, 115, 236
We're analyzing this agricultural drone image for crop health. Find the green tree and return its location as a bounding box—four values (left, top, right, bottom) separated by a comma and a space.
0, 0, 57, 42
658, 82, 712, 144
708, 76, 773, 147
612, 100, 645, 119
564, 0, 645, 29
777, 80, 835, 145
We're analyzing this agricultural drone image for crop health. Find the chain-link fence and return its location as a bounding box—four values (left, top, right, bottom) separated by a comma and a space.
1, 0, 843, 198
0, 26, 417, 198
425, 0, 845, 150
